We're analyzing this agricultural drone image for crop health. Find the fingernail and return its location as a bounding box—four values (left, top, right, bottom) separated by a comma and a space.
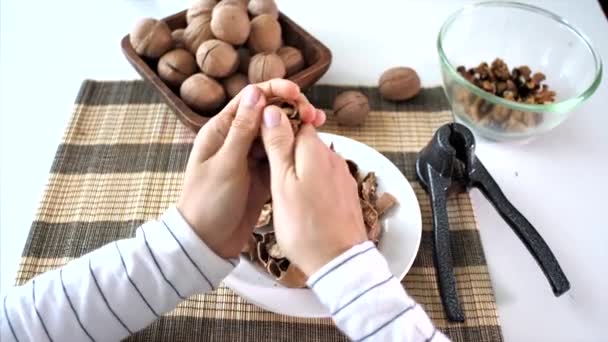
242, 85, 260, 108
264, 107, 282, 128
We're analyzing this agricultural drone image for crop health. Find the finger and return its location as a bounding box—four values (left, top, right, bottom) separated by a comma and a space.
191, 79, 300, 162
215, 79, 301, 122
312, 109, 326, 127
256, 79, 301, 101
293, 123, 325, 177
296, 93, 316, 124
221, 85, 266, 158
261, 105, 295, 181
191, 110, 233, 162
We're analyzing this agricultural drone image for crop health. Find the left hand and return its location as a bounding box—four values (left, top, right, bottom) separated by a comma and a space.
177, 79, 326, 258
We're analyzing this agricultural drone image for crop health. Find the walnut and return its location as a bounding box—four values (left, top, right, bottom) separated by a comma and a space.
222, 73, 249, 98
455, 58, 553, 132
183, 16, 214, 54
248, 14, 282, 53
217, 0, 249, 10
186, 0, 217, 24
248, 52, 285, 83
157, 49, 198, 88
332, 91, 370, 126
196, 39, 238, 78
130, 18, 173, 58
171, 29, 186, 49
210, 4, 251, 45
180, 73, 226, 113
277, 46, 305, 76
248, 0, 279, 18
378, 67, 421, 101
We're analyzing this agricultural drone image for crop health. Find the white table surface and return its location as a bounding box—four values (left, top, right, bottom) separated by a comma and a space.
1, 0, 607, 340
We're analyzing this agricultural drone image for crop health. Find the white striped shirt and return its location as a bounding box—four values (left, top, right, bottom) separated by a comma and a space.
1, 207, 448, 341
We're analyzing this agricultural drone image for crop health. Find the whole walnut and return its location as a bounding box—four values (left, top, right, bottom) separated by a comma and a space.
237, 48, 252, 74
216, 0, 249, 10
248, 52, 285, 83
248, 0, 279, 18
277, 46, 304, 76
157, 49, 198, 88
222, 73, 249, 98
187, 0, 217, 24
180, 73, 226, 113
248, 14, 282, 53
332, 91, 370, 126
171, 29, 186, 49
130, 18, 173, 58
196, 39, 238, 78
378, 67, 421, 101
211, 4, 251, 45
183, 16, 214, 54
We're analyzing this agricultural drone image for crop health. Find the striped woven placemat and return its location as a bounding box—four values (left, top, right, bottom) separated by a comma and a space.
16, 80, 503, 341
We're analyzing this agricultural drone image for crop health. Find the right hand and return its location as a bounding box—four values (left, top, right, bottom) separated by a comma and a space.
261, 106, 368, 276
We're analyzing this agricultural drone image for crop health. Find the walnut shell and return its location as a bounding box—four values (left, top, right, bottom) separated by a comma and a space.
275, 262, 307, 288
248, 52, 286, 83
222, 73, 249, 98
186, 0, 217, 24
378, 67, 421, 101
375, 192, 397, 216
157, 49, 198, 88
248, 14, 282, 53
332, 91, 370, 126
211, 4, 251, 45
196, 39, 238, 78
248, 0, 279, 18
277, 46, 304, 76
180, 73, 226, 113
130, 18, 173, 58
171, 29, 186, 49
183, 16, 214, 54
237, 47, 252, 74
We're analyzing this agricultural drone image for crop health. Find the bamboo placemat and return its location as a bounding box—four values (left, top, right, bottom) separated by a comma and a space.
16, 80, 503, 341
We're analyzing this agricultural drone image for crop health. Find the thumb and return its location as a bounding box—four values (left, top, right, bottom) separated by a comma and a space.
261, 105, 295, 181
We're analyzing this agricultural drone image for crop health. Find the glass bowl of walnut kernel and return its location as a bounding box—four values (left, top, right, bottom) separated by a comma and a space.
438, 1, 602, 142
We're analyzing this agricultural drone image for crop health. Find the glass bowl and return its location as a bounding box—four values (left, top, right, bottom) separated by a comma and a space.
438, 1, 602, 142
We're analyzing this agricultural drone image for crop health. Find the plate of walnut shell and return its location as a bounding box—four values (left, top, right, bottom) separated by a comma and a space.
224, 132, 422, 317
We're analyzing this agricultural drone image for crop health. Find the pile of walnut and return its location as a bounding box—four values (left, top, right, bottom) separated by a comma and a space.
242, 145, 398, 288
455, 58, 556, 132
130, 0, 306, 115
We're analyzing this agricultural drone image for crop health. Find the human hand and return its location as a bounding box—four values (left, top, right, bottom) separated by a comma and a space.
260, 106, 368, 276
177, 80, 326, 258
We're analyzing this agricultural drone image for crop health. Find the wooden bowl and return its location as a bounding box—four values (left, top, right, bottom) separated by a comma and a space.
122, 10, 332, 131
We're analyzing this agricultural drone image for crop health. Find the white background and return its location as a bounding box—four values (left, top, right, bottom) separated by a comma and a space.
1, 0, 607, 341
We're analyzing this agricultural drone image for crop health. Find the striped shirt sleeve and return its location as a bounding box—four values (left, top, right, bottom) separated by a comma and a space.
308, 241, 450, 342
0, 206, 236, 342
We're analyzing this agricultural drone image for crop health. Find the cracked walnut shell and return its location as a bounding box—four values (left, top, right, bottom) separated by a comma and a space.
130, 18, 173, 58
196, 39, 239, 78
378, 67, 421, 101
157, 49, 198, 88
248, 52, 286, 83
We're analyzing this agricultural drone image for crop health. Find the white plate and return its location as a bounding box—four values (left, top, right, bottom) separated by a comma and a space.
224, 133, 422, 317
